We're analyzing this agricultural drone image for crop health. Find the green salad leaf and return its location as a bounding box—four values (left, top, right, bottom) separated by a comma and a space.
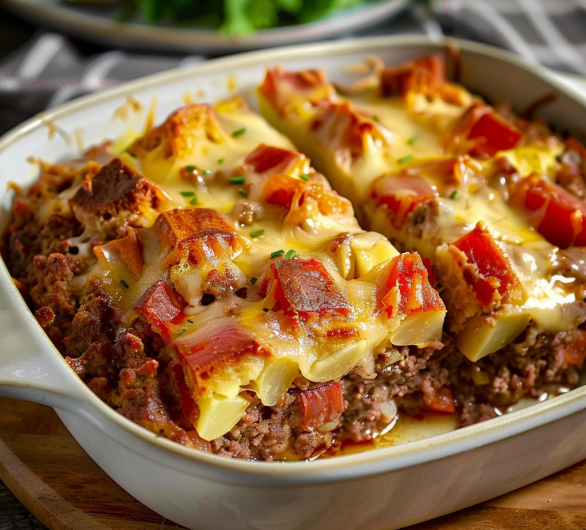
124, 0, 384, 37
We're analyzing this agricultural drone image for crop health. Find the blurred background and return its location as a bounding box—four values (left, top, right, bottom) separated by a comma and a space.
1, 0, 586, 528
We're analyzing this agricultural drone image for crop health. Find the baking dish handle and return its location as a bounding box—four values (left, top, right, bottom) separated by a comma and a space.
0, 268, 86, 414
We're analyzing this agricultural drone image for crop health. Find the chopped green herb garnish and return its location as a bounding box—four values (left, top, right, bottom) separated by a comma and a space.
271, 249, 285, 259
371, 115, 379, 122
285, 249, 296, 259
450, 190, 459, 200
175, 328, 188, 337
250, 229, 265, 238
123, 150, 136, 157
231, 127, 246, 138
407, 134, 419, 145
238, 187, 247, 197
185, 165, 196, 172
230, 176, 245, 184
180, 191, 195, 197
189, 197, 198, 205
250, 277, 258, 284
120, 279, 129, 289
217, 158, 225, 164
300, 174, 310, 181
202, 169, 212, 175
398, 155, 413, 164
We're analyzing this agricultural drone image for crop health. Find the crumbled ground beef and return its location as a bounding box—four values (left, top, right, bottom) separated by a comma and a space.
4, 161, 585, 462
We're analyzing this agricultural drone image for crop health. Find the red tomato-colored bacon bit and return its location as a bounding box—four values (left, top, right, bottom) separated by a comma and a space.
261, 174, 304, 209
371, 174, 438, 228
298, 381, 346, 431
456, 104, 522, 158
378, 253, 445, 319
244, 144, 304, 174
259, 67, 333, 115
380, 54, 447, 97
260, 257, 352, 321
512, 174, 586, 249
452, 224, 520, 307
135, 281, 187, 341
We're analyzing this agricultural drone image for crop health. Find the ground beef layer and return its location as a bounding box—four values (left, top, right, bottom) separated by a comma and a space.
3, 161, 584, 461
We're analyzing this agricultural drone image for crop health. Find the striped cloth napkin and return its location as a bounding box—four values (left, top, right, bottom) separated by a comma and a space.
0, 0, 585, 134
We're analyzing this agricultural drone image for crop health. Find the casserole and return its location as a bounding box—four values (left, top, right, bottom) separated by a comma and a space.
2, 36, 586, 529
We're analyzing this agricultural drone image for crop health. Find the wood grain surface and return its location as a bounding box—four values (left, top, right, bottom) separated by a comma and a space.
1, 397, 586, 530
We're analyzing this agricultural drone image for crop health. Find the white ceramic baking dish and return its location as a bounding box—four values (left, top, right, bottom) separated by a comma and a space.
2, 36, 586, 530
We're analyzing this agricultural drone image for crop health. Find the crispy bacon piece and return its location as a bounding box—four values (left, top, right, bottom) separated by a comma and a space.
260, 257, 352, 322
156, 208, 243, 268
244, 144, 305, 175
511, 174, 586, 249
455, 104, 522, 158
70, 158, 167, 236
94, 228, 144, 279
371, 174, 438, 228
259, 67, 334, 115
451, 224, 521, 307
174, 321, 269, 394
261, 173, 351, 219
127, 104, 225, 159
380, 54, 465, 105
297, 381, 345, 431
381, 54, 446, 96
423, 386, 456, 413
377, 253, 445, 319
261, 174, 304, 209
134, 280, 186, 341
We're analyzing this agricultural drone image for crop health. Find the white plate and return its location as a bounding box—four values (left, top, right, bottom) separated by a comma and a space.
3, 36, 586, 530
0, 0, 407, 53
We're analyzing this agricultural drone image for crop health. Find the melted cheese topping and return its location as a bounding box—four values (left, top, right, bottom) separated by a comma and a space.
257, 62, 586, 358
49, 97, 446, 441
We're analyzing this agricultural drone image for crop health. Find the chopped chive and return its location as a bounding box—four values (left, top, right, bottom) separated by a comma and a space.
217, 158, 225, 164
123, 150, 136, 157
371, 115, 379, 122
202, 169, 212, 175
180, 191, 195, 197
230, 176, 245, 184
250, 229, 265, 238
398, 154, 413, 164
120, 279, 129, 289
238, 187, 247, 197
250, 277, 258, 284
175, 328, 188, 337
407, 134, 419, 145
271, 249, 285, 259
285, 249, 296, 259
187, 319, 194, 323
450, 190, 459, 200
185, 165, 196, 172
231, 127, 246, 138
189, 197, 198, 205
300, 174, 310, 181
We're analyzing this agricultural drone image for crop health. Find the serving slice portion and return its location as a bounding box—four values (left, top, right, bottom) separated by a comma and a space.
258, 55, 586, 426
4, 96, 453, 460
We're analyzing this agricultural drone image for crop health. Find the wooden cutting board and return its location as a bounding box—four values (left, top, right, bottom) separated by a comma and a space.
2, 397, 586, 530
